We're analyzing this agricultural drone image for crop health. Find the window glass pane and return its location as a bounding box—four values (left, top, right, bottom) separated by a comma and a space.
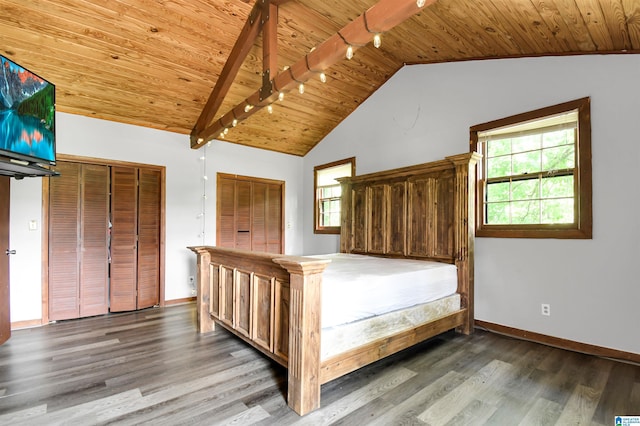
541, 198, 574, 223
487, 139, 511, 157
542, 145, 575, 171
541, 175, 574, 198
486, 202, 510, 224
486, 182, 510, 202
512, 151, 541, 175
328, 212, 340, 226
542, 128, 573, 148
511, 179, 539, 201
511, 200, 540, 224
487, 155, 511, 178
512, 134, 541, 153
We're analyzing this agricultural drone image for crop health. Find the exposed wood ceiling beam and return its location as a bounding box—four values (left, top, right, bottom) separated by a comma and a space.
191, 0, 265, 137
191, 0, 437, 149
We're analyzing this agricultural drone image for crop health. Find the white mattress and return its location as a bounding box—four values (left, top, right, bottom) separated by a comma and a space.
311, 253, 458, 329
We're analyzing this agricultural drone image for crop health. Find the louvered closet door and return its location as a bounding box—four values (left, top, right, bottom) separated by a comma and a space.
79, 164, 110, 317
218, 177, 236, 249
49, 162, 81, 320
252, 182, 268, 253
137, 169, 161, 309
265, 183, 282, 254
110, 166, 138, 312
235, 180, 252, 250
217, 174, 284, 254
49, 162, 109, 320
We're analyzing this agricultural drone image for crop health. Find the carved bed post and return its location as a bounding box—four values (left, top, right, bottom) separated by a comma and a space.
447, 153, 481, 335
273, 256, 330, 416
188, 246, 215, 333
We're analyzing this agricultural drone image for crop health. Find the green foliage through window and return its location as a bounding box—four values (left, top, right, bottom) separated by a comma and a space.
484, 127, 576, 225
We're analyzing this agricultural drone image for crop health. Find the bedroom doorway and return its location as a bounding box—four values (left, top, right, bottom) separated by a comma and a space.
216, 173, 284, 254
0, 176, 10, 345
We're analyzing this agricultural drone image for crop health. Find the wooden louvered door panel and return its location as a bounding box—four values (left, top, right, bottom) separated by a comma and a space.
252, 182, 267, 253
235, 181, 252, 250
49, 162, 81, 320
79, 164, 110, 317
137, 168, 161, 309
110, 166, 138, 312
218, 177, 236, 249
265, 183, 282, 254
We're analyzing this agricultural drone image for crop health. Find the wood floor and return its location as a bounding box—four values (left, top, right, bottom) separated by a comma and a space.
0, 303, 637, 425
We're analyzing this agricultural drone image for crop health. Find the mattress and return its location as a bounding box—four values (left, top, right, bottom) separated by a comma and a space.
311, 253, 458, 329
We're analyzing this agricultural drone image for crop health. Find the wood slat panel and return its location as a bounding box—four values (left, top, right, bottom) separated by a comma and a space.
252, 182, 267, 253
79, 163, 109, 317
137, 168, 161, 309
266, 183, 283, 254
110, 166, 138, 312
48, 162, 81, 321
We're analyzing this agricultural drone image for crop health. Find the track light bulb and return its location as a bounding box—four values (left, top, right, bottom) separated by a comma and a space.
346, 45, 354, 60
219, 132, 224, 139
223, 127, 229, 135
298, 83, 305, 94
417, 0, 426, 7
244, 104, 253, 112
232, 119, 238, 127
320, 72, 327, 83
278, 91, 284, 101
267, 104, 273, 114
373, 34, 382, 48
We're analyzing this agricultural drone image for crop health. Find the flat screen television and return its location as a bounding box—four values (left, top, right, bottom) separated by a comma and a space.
0, 54, 55, 166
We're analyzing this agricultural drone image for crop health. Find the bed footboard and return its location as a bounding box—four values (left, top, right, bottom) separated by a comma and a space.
188, 246, 330, 415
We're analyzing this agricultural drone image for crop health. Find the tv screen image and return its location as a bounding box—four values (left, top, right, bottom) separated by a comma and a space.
0, 55, 55, 165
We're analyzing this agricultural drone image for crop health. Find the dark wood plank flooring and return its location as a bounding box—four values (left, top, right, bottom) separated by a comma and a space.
0, 303, 638, 425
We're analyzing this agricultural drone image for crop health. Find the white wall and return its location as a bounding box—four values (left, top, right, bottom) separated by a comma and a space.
9, 112, 303, 322
303, 55, 640, 355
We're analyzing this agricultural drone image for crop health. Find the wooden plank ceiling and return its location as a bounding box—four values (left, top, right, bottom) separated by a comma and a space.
1, 0, 639, 156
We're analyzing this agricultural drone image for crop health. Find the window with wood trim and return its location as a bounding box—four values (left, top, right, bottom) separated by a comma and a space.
314, 157, 355, 234
470, 97, 592, 239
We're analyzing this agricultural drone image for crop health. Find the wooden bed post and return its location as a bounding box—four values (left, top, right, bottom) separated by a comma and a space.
188, 246, 215, 333
273, 256, 330, 416
447, 153, 481, 335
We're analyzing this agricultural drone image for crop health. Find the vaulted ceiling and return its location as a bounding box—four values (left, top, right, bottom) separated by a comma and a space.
2, 0, 638, 156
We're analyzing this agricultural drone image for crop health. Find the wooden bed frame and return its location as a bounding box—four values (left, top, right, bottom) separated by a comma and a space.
188, 152, 480, 415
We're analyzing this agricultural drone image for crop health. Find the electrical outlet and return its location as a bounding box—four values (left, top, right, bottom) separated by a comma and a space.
541, 303, 551, 316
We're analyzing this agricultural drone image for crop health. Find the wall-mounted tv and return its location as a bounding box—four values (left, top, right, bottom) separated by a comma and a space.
0, 55, 55, 166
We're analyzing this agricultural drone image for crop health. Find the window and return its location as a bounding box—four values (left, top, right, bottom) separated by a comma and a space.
470, 97, 592, 239
314, 157, 355, 234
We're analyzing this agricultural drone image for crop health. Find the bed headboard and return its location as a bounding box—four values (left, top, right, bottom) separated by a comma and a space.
339, 153, 481, 332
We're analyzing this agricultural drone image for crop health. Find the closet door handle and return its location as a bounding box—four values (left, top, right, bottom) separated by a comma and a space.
237, 230, 250, 233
